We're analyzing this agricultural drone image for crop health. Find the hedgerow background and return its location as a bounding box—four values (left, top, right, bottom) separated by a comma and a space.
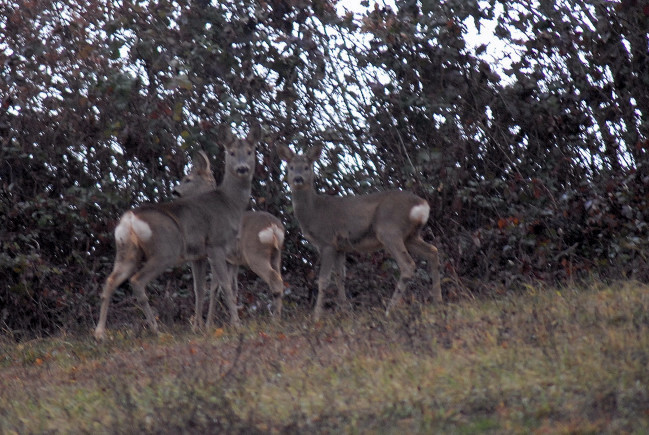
1, 0, 648, 337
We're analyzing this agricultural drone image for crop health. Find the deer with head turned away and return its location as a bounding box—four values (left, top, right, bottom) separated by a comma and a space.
278, 143, 442, 321
94, 125, 260, 340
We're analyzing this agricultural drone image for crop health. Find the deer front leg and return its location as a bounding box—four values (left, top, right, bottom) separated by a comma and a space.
333, 252, 350, 312
230, 263, 240, 308
225, 263, 241, 327
190, 259, 207, 332
314, 246, 337, 322
207, 250, 241, 329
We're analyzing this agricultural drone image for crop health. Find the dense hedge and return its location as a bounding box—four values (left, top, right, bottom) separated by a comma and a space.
1, 0, 648, 336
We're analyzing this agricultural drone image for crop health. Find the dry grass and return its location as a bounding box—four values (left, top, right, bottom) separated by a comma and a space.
1, 281, 649, 433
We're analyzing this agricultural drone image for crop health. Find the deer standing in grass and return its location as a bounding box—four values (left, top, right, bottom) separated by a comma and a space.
94, 126, 260, 340
278, 143, 442, 321
227, 211, 285, 316
170, 193, 285, 317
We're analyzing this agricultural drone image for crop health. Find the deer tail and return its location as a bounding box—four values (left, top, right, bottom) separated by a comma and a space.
258, 224, 285, 250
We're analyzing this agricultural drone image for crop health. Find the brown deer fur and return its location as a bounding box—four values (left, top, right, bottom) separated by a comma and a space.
227, 211, 285, 317
94, 126, 260, 339
278, 143, 442, 321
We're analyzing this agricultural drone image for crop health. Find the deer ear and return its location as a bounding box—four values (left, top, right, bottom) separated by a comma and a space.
219, 125, 236, 147
277, 144, 295, 162
194, 150, 211, 172
306, 142, 324, 162
246, 123, 262, 144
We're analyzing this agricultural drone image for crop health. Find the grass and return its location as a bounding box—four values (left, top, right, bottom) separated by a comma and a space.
1, 281, 649, 433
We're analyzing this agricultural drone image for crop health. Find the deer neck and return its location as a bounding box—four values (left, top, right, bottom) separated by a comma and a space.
220, 173, 252, 210
292, 184, 318, 222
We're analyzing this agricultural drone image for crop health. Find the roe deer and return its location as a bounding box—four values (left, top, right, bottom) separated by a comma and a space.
94, 125, 259, 340
227, 211, 285, 316
278, 143, 442, 321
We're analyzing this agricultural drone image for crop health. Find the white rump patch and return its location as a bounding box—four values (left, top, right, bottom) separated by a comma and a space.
131, 215, 153, 241
258, 224, 284, 248
114, 212, 133, 244
409, 203, 430, 225
114, 211, 152, 244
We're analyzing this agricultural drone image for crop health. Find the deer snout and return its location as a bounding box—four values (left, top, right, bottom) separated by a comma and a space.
236, 165, 250, 175
171, 187, 182, 197
293, 175, 305, 185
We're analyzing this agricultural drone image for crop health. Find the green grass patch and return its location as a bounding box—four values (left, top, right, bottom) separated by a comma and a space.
1, 281, 649, 433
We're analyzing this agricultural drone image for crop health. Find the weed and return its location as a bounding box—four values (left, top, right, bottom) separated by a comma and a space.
1, 282, 649, 432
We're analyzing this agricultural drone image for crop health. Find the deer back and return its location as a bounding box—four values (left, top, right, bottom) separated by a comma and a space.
296, 190, 426, 252
136, 192, 241, 260
278, 143, 430, 253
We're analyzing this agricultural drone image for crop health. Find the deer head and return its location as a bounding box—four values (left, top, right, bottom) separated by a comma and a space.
223, 123, 260, 180
278, 142, 323, 191
172, 151, 217, 198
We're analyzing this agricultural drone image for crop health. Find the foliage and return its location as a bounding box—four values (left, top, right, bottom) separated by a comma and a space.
1, 283, 649, 432
1, 0, 648, 334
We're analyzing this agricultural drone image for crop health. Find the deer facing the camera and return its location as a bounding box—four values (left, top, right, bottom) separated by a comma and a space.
94, 125, 260, 340
278, 143, 442, 321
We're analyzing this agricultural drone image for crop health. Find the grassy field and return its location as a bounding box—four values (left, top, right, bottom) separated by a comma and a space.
1, 281, 649, 433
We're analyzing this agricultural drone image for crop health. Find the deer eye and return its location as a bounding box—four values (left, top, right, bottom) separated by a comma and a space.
247, 150, 252, 156
304, 165, 309, 170
229, 151, 235, 157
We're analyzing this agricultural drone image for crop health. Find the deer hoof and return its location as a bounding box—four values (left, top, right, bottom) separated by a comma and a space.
94, 327, 106, 341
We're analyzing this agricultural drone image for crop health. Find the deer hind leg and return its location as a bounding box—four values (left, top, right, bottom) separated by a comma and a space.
94, 247, 139, 340
94, 243, 141, 340
314, 246, 337, 322
270, 248, 284, 317
406, 237, 442, 304
379, 233, 417, 316
128, 256, 176, 335
248, 250, 284, 318
190, 259, 207, 333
